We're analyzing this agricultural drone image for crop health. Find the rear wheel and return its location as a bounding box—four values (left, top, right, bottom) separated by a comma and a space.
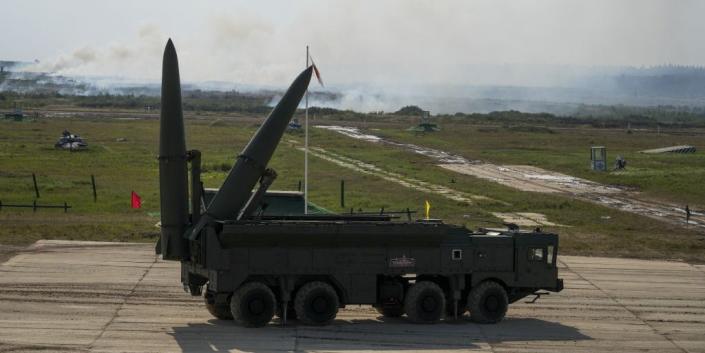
404, 281, 445, 324
230, 282, 276, 327
204, 291, 233, 320
467, 281, 508, 324
294, 281, 339, 325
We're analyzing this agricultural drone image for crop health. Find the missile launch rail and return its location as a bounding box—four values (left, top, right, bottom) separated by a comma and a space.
157, 40, 563, 327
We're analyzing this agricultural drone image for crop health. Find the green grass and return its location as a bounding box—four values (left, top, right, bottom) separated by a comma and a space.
308, 126, 705, 262
1, 115, 704, 263
375, 124, 705, 208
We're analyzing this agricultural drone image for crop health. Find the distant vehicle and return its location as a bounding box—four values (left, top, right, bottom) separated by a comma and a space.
408, 121, 440, 133
157, 40, 563, 327
407, 110, 440, 134
4, 107, 24, 121
55, 130, 88, 151
287, 118, 302, 131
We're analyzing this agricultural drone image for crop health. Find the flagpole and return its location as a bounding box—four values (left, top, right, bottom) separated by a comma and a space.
304, 45, 309, 215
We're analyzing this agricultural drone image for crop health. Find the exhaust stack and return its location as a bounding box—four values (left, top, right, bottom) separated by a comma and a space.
158, 39, 189, 260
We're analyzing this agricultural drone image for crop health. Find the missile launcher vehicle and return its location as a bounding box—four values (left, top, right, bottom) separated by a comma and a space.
157, 40, 563, 327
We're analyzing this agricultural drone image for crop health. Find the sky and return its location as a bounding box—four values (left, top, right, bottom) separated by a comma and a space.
2, 0, 705, 88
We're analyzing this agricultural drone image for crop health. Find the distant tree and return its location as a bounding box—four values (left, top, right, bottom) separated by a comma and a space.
394, 105, 425, 115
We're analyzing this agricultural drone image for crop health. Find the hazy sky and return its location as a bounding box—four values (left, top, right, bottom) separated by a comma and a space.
3, 0, 704, 87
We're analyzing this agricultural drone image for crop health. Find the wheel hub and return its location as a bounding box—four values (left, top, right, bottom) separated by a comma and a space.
312, 296, 328, 313
484, 295, 499, 312
421, 296, 437, 312
248, 298, 265, 314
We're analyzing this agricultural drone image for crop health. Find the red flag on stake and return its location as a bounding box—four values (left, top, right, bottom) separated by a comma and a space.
131, 191, 141, 209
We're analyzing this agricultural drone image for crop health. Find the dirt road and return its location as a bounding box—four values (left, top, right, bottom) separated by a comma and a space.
317, 126, 705, 231
0, 240, 703, 352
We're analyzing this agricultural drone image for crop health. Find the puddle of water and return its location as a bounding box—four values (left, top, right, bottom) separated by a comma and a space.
315, 125, 382, 142
317, 125, 705, 231
316, 125, 476, 164
492, 212, 565, 227
523, 173, 576, 182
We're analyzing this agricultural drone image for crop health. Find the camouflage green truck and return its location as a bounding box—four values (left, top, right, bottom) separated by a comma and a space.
157, 40, 563, 327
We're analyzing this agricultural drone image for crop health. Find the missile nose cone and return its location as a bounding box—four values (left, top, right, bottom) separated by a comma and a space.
164, 38, 176, 55
160, 38, 184, 156
162, 39, 180, 85
204, 65, 315, 220
273, 65, 313, 112
296, 65, 314, 92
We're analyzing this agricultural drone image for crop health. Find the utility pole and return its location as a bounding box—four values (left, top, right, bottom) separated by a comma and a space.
304, 45, 309, 214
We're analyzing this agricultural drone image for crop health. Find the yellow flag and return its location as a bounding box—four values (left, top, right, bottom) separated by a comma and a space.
425, 200, 431, 220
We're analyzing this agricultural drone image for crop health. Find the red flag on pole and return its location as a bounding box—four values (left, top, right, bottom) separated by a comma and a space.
131, 191, 141, 209
309, 56, 324, 87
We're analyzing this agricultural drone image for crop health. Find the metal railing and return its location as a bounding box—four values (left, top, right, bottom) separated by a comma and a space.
0, 200, 72, 212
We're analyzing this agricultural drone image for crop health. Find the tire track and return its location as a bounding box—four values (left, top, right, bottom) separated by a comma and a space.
318, 125, 705, 232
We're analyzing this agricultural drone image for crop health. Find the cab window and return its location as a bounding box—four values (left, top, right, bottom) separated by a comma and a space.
528, 247, 544, 262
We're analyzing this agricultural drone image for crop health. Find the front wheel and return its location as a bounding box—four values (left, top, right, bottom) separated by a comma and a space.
230, 282, 276, 327
467, 281, 508, 324
204, 291, 233, 320
404, 281, 445, 324
294, 281, 339, 325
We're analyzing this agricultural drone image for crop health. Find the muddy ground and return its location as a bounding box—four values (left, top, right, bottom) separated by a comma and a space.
0, 240, 703, 352
318, 126, 705, 231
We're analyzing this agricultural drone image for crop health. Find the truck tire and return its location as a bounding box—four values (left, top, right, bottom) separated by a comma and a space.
204, 291, 233, 320
467, 281, 508, 324
404, 281, 445, 324
374, 305, 404, 318
294, 281, 339, 325
230, 282, 276, 327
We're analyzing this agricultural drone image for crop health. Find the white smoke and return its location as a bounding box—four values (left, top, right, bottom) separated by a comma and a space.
17, 1, 705, 84
6, 0, 705, 112
26, 23, 164, 82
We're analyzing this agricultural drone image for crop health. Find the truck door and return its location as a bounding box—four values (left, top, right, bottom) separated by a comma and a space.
514, 237, 551, 286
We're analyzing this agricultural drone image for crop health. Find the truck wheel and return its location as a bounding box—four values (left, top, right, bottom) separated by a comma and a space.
204, 291, 233, 320
374, 305, 404, 318
467, 281, 508, 324
294, 281, 339, 325
230, 282, 276, 327
404, 281, 445, 324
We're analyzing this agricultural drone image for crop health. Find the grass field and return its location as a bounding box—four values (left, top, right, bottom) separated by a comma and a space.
376, 122, 705, 207
1, 113, 704, 262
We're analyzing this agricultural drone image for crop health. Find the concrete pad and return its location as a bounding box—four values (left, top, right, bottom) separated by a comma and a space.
0, 241, 704, 352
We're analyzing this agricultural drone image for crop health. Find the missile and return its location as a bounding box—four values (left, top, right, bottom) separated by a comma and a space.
158, 39, 189, 260
198, 66, 313, 228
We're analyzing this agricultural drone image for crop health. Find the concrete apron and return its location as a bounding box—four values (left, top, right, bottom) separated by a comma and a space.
0, 240, 703, 353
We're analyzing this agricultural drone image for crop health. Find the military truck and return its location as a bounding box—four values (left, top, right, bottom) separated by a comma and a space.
157, 40, 563, 327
